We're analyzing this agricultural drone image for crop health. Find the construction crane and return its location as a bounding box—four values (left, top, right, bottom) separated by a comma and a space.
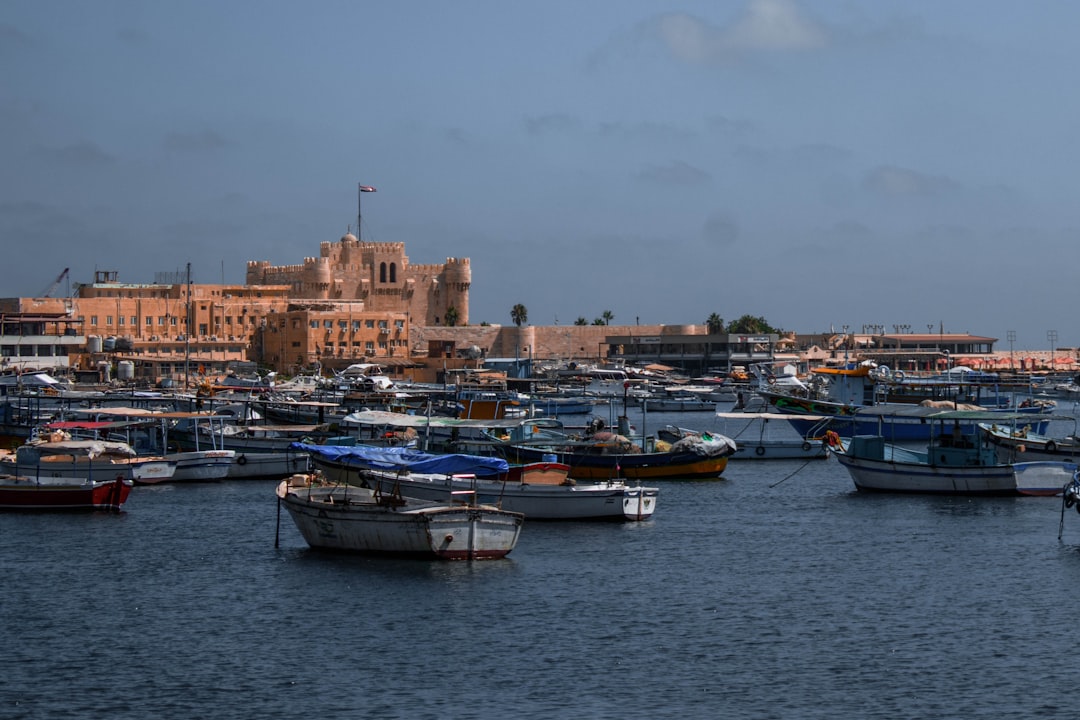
40, 268, 70, 298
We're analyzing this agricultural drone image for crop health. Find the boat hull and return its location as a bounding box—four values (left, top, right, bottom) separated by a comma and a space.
0, 475, 131, 511
834, 452, 1018, 495
498, 444, 728, 480
277, 481, 523, 559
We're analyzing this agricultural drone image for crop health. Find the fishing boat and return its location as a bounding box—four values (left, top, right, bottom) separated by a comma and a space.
0, 472, 131, 511
485, 418, 736, 481
275, 472, 524, 559
298, 443, 658, 520
712, 412, 828, 460
829, 411, 1076, 495
978, 420, 1080, 464
759, 361, 1051, 440
0, 437, 176, 484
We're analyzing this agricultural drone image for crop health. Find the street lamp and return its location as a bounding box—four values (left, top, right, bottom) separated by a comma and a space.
1007, 330, 1015, 371
1048, 330, 1058, 371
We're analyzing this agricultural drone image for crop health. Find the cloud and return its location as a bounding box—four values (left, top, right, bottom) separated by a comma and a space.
31, 141, 114, 168
863, 165, 959, 198
638, 160, 711, 186
523, 113, 581, 136
725, 0, 828, 51
702, 212, 739, 246
653, 1, 828, 64
163, 130, 231, 153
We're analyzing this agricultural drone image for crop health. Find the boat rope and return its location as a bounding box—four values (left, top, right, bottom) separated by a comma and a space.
768, 458, 815, 489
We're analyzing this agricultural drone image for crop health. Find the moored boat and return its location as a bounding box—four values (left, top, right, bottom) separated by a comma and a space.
275, 473, 523, 559
829, 411, 1076, 495
485, 418, 736, 481
299, 443, 658, 520
0, 473, 131, 511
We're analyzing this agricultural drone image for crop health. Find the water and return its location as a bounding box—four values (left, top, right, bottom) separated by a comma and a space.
4, 406, 1080, 719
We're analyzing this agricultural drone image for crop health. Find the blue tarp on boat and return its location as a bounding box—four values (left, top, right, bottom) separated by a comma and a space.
291, 443, 510, 475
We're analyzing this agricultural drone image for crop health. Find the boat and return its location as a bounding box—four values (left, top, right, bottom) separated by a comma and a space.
297, 443, 658, 520
711, 412, 828, 460
484, 418, 737, 481
0, 437, 176, 484
978, 420, 1080, 464
275, 472, 524, 559
758, 361, 1051, 440
0, 472, 131, 511
828, 411, 1077, 495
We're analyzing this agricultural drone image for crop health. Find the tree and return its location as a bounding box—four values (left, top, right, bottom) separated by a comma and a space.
727, 314, 776, 334
510, 303, 528, 327
706, 313, 724, 334
574, 317, 588, 326
592, 318, 605, 325
444, 305, 459, 327
601, 310, 614, 325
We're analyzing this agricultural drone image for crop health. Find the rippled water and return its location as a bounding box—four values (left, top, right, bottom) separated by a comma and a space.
4, 406, 1080, 719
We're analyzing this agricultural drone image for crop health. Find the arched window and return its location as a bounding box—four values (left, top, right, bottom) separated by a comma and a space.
379, 262, 387, 283
389, 262, 397, 283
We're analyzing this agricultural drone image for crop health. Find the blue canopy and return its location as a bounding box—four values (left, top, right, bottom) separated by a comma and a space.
291, 443, 509, 475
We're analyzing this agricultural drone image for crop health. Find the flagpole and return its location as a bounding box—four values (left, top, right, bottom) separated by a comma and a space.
357, 184, 376, 241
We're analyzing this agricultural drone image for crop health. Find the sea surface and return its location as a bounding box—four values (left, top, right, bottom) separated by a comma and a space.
4, 402, 1080, 719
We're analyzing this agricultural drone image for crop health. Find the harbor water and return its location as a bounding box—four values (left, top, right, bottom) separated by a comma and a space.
4, 403, 1080, 719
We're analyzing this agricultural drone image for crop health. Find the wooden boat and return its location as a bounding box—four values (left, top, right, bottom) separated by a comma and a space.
299, 444, 658, 520
0, 438, 176, 484
711, 412, 828, 460
0, 473, 131, 511
485, 418, 736, 481
829, 411, 1077, 495
759, 361, 1052, 440
275, 473, 523, 559
978, 421, 1080, 464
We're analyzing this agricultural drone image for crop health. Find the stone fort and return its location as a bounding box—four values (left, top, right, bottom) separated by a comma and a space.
245, 233, 470, 326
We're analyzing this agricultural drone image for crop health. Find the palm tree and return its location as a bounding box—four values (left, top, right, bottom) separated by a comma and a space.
574, 317, 588, 326
510, 304, 528, 327
510, 303, 528, 360
706, 313, 724, 334
444, 305, 459, 327
601, 310, 614, 325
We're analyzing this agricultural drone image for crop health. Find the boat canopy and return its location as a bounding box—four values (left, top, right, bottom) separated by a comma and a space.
341, 409, 525, 429
291, 443, 510, 476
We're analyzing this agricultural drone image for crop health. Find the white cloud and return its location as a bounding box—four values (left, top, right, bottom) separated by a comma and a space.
725, 0, 827, 51
654, 1, 827, 64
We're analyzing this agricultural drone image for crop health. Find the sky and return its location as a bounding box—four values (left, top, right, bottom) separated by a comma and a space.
2, 1, 1079, 350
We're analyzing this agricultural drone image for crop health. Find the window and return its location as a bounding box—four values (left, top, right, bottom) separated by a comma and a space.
365, 320, 375, 328
389, 262, 397, 283
131, 316, 137, 325
338, 320, 347, 329
118, 316, 125, 326
365, 341, 374, 353
379, 262, 387, 283
170, 317, 178, 326
158, 316, 166, 326
309, 320, 319, 329
90, 315, 98, 326
106, 316, 114, 325
146, 317, 153, 326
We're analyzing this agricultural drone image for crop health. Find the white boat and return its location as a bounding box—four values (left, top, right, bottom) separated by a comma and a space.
978, 421, 1080, 464
275, 474, 524, 559
713, 412, 828, 460
303, 445, 658, 520
0, 438, 176, 484
830, 411, 1077, 495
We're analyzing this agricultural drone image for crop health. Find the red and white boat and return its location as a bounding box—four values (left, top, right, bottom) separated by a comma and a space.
0, 473, 132, 511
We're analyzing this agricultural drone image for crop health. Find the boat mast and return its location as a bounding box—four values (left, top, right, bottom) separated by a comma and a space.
184, 262, 191, 389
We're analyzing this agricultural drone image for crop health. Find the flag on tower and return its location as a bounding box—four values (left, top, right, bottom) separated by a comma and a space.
359, 185, 377, 192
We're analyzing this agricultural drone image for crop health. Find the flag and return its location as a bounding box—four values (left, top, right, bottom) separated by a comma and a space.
359, 185, 377, 192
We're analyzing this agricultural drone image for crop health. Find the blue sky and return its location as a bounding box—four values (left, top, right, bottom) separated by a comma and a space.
3, 1, 1078, 349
